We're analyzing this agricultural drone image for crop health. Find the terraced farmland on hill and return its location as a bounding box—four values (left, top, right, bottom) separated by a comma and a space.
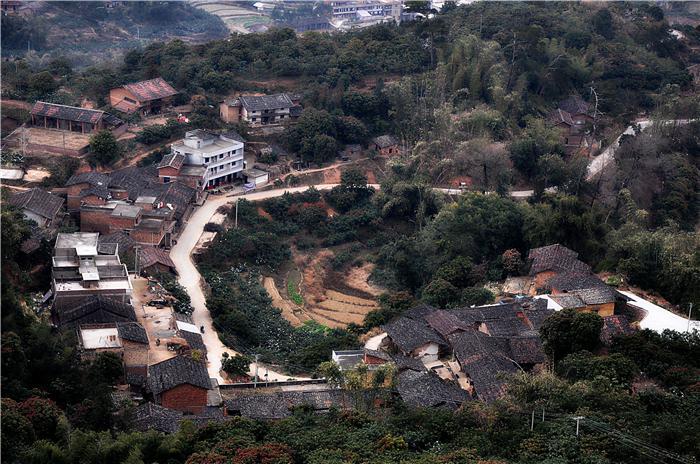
189, 1, 272, 33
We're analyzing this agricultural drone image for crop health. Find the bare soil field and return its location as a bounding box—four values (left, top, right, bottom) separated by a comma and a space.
263, 249, 381, 329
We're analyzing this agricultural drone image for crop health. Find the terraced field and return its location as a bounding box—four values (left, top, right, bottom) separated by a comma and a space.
189, 1, 272, 33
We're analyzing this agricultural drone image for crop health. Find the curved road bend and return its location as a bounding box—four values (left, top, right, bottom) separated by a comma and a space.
170, 185, 341, 383
171, 182, 540, 383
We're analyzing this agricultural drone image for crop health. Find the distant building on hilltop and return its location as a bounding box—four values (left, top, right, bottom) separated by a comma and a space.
109, 77, 178, 116
330, 0, 402, 26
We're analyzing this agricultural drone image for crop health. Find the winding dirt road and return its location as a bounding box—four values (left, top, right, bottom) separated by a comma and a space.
169, 185, 340, 383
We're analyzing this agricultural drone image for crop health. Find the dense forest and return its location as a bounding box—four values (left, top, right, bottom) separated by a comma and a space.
2, 2, 700, 463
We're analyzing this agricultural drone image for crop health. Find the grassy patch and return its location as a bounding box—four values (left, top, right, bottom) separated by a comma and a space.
287, 278, 303, 306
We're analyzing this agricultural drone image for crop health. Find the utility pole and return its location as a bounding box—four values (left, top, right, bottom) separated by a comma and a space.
235, 197, 239, 229
253, 353, 259, 388
530, 410, 535, 431
134, 245, 140, 276
542, 407, 545, 422
687, 303, 693, 333
573, 416, 584, 437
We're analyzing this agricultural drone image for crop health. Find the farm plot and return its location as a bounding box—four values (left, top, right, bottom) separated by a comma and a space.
189, 1, 271, 33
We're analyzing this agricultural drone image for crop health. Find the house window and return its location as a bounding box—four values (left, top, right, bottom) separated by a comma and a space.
219, 154, 224, 159
204, 157, 210, 163
251, 118, 257, 122
163, 176, 171, 183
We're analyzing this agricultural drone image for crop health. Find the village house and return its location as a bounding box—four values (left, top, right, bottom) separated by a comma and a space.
546, 95, 598, 156
361, 298, 556, 403
54, 294, 137, 328
109, 77, 178, 115
219, 93, 301, 126
371, 134, 401, 156
147, 355, 212, 414
76, 321, 149, 382
165, 130, 245, 189
9, 187, 65, 228
30, 101, 126, 136
138, 245, 176, 275
331, 0, 402, 27
524, 244, 624, 317
51, 232, 132, 311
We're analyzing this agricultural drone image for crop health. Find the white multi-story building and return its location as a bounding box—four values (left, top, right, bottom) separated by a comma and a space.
331, 0, 402, 24
169, 130, 245, 189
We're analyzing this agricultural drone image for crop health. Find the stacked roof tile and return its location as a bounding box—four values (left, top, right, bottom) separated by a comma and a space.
147, 356, 211, 395
55, 295, 137, 327
123, 78, 178, 103
9, 188, 64, 221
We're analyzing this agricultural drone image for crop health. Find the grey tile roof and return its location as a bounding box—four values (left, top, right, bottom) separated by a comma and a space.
132, 402, 182, 433
147, 356, 211, 395
55, 295, 137, 327
79, 184, 111, 199
239, 93, 293, 111
392, 354, 426, 372
547, 108, 575, 126
382, 316, 446, 353
221, 129, 244, 143
66, 171, 110, 187
31, 101, 119, 125
9, 188, 64, 220
528, 244, 591, 276
372, 135, 399, 149
157, 153, 185, 170
179, 330, 206, 353
224, 389, 364, 420
396, 370, 470, 409
99, 231, 137, 254
424, 310, 471, 338
544, 272, 607, 292
558, 95, 593, 116
117, 322, 149, 344
448, 330, 520, 403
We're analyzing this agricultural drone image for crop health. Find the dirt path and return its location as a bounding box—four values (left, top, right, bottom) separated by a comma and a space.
263, 277, 306, 327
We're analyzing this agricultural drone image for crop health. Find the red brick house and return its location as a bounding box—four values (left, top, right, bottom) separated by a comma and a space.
147, 356, 212, 415
109, 77, 178, 116
371, 135, 400, 156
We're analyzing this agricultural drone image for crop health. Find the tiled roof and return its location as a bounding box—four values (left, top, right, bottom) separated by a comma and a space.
147, 356, 211, 395
80, 184, 111, 199
548, 293, 586, 309
482, 317, 530, 337
99, 231, 137, 254
544, 272, 607, 292
558, 95, 592, 116
402, 304, 436, 320
448, 330, 520, 403
547, 108, 574, 126
97, 242, 118, 255
392, 354, 426, 372
138, 246, 175, 271
396, 370, 470, 409
117, 322, 149, 344
424, 310, 471, 338
528, 244, 590, 276
66, 171, 110, 187
123, 77, 177, 103
157, 153, 185, 170
507, 336, 545, 365
179, 330, 206, 353
31, 101, 105, 124
382, 316, 446, 353
132, 402, 183, 433
600, 315, 635, 345
372, 135, 399, 149
9, 188, 64, 220
239, 93, 293, 111
224, 389, 364, 420
55, 295, 136, 327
